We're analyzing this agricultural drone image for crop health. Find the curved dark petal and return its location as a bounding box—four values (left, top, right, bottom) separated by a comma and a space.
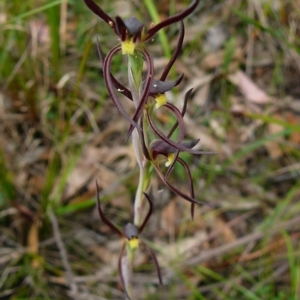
167, 88, 193, 138
190, 202, 195, 220
153, 164, 209, 206
150, 138, 199, 161
164, 103, 185, 142
140, 240, 163, 285
149, 74, 183, 94
144, 0, 199, 41
104, 45, 141, 131
95, 181, 123, 237
160, 21, 185, 81
182, 139, 200, 149
96, 38, 105, 64
138, 193, 153, 234
123, 223, 139, 239
83, 0, 118, 35
181, 88, 194, 118
115, 16, 127, 41
146, 102, 186, 147
127, 49, 154, 139
176, 157, 196, 219
111, 76, 133, 100
124, 17, 144, 36
150, 139, 177, 159
96, 39, 133, 101
118, 243, 132, 300
146, 106, 214, 155
149, 118, 210, 155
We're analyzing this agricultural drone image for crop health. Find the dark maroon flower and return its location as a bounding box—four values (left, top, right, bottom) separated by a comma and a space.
140, 89, 214, 218
95, 182, 162, 299
83, 0, 199, 54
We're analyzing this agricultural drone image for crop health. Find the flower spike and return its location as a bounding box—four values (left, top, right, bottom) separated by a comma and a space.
95, 180, 161, 298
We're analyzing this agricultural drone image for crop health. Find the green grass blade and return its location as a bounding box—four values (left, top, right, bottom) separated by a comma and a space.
142, 0, 171, 60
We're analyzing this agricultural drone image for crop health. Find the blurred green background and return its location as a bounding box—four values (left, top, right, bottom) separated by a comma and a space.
0, 0, 300, 299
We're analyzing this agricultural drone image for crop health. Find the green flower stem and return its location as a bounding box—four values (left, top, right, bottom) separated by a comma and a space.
134, 165, 145, 226
126, 49, 150, 297
128, 51, 148, 227
128, 51, 144, 94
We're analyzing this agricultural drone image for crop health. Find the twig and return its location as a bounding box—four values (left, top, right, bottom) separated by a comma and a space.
186, 215, 300, 266
48, 208, 79, 300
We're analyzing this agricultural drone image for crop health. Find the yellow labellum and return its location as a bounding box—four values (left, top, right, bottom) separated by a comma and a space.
121, 39, 135, 55
128, 237, 139, 250
155, 94, 166, 108
165, 153, 175, 167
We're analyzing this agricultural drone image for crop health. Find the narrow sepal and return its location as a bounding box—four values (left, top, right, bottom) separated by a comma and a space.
96, 39, 133, 100
83, 0, 118, 34
103, 45, 141, 131
95, 181, 123, 237
118, 243, 132, 300
153, 164, 211, 207
141, 240, 163, 285
160, 21, 185, 81
138, 193, 153, 234
146, 108, 212, 155
168, 88, 193, 138
115, 16, 127, 40
177, 157, 196, 219
144, 0, 199, 41
149, 74, 183, 94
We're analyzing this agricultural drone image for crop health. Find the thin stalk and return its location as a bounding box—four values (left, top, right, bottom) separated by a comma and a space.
134, 166, 146, 226
127, 50, 148, 298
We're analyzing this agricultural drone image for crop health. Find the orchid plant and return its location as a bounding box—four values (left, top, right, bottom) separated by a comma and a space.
83, 0, 211, 298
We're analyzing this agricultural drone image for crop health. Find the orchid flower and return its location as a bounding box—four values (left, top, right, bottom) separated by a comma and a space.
83, 0, 199, 133
83, 0, 215, 295
140, 89, 214, 218
83, 0, 199, 54
95, 182, 162, 300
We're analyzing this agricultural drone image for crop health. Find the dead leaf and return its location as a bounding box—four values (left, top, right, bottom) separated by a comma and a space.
228, 70, 272, 104
201, 48, 243, 70
27, 219, 40, 268
287, 112, 300, 144
265, 115, 284, 158
215, 216, 236, 243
